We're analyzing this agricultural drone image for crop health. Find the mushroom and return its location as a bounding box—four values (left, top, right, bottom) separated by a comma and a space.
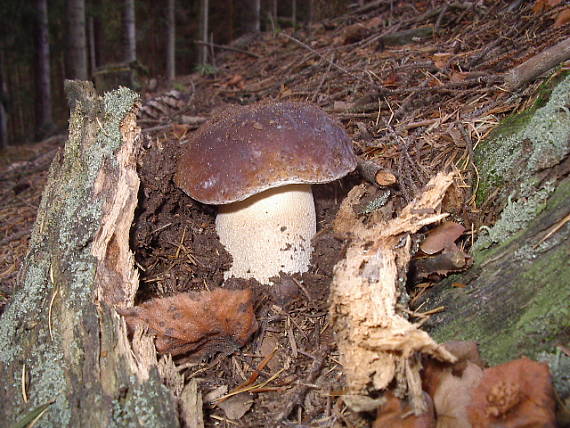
175, 102, 357, 284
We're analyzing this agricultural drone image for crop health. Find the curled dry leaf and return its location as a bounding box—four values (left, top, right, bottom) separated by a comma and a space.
420, 221, 465, 255
118, 288, 258, 356
467, 357, 556, 427
422, 341, 485, 428
373, 391, 436, 428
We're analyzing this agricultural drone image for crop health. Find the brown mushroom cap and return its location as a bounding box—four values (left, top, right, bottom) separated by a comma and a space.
175, 101, 357, 204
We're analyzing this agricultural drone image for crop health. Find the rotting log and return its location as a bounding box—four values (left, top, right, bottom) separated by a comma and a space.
421, 74, 570, 369
0, 81, 179, 427
330, 172, 457, 414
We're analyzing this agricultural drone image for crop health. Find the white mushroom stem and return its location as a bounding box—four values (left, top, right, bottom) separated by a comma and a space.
215, 184, 316, 284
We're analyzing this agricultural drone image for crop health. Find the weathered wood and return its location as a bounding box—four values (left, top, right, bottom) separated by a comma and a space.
422, 74, 570, 367
0, 81, 179, 427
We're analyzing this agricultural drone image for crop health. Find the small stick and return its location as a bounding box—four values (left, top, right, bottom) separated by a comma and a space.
504, 37, 570, 90
357, 159, 397, 187
193, 40, 260, 59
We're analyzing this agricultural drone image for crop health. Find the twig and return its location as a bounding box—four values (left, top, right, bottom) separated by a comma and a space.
504, 37, 570, 90
356, 159, 397, 187
193, 40, 260, 59
279, 32, 391, 95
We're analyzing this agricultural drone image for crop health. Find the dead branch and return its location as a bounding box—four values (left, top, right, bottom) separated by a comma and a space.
357, 159, 397, 187
193, 40, 261, 59
504, 37, 570, 90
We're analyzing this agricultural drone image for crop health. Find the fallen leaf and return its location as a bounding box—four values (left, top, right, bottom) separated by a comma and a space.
433, 53, 453, 69
554, 8, 570, 27
332, 100, 355, 112
383, 72, 401, 87
204, 385, 228, 403
420, 222, 466, 255
533, 0, 563, 14
373, 391, 436, 428
117, 288, 258, 356
467, 358, 556, 427
217, 394, 254, 420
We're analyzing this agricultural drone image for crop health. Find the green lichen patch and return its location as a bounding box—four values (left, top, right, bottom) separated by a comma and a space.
475, 73, 570, 208
429, 178, 570, 366
0, 83, 151, 426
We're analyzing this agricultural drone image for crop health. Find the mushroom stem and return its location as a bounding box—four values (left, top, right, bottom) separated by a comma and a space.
215, 184, 316, 284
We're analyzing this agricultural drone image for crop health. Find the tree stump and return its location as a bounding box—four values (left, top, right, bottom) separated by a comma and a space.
0, 81, 179, 427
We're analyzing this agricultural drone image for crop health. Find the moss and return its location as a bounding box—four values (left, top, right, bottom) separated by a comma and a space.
433, 245, 569, 366
475, 73, 570, 206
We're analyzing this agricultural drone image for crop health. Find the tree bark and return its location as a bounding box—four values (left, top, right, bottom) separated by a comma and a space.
123, 0, 137, 63
291, 0, 296, 28
198, 0, 209, 65
243, 0, 261, 33
421, 74, 570, 366
88, 15, 97, 75
0, 46, 8, 148
0, 81, 179, 427
34, 0, 53, 139
166, 0, 176, 80
66, 0, 88, 80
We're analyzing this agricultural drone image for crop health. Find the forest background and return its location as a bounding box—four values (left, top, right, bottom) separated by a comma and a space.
0, 0, 348, 147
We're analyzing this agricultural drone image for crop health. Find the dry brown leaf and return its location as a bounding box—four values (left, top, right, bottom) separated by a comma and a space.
420, 222, 466, 255
216, 394, 254, 420
433, 53, 453, 69
118, 288, 258, 356
420, 341, 486, 427
467, 358, 556, 427
554, 8, 570, 27
533, 0, 563, 14
373, 391, 436, 428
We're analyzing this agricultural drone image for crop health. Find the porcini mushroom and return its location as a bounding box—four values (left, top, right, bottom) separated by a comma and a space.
175, 102, 357, 284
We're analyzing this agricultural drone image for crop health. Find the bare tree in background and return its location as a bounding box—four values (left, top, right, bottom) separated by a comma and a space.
66, 0, 88, 80
123, 0, 136, 63
88, 16, 96, 75
34, 0, 53, 138
243, 0, 261, 33
166, 0, 175, 80
198, 0, 209, 65
291, 0, 296, 28
0, 47, 7, 148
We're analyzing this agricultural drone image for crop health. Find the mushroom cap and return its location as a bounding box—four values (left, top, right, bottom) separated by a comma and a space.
175, 101, 357, 204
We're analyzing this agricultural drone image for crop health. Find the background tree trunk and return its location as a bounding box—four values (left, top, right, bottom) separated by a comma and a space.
243, 0, 261, 33
88, 15, 97, 75
34, 0, 53, 139
198, 0, 209, 65
123, 0, 137, 63
166, 0, 176, 80
0, 81, 179, 427
66, 0, 88, 80
291, 0, 296, 28
0, 46, 8, 148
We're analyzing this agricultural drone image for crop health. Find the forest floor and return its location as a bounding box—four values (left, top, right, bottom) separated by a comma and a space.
1, 1, 569, 426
